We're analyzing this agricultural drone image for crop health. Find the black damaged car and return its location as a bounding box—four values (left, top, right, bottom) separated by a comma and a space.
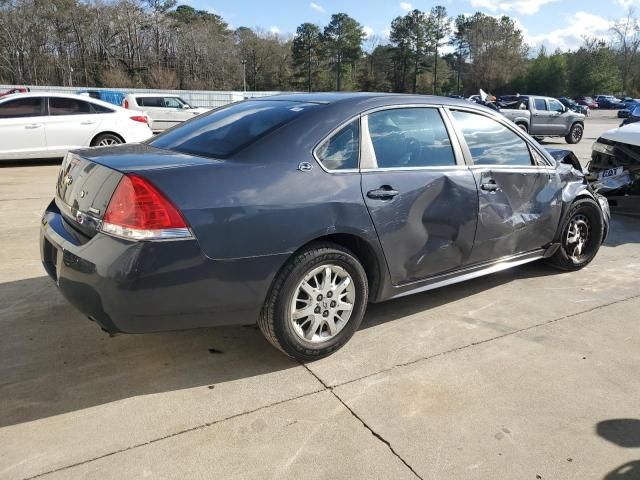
41, 93, 610, 360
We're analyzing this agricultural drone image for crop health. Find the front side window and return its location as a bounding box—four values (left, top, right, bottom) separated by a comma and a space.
149, 100, 320, 159
164, 97, 188, 108
367, 108, 456, 168
534, 98, 548, 111
49, 97, 91, 116
0, 97, 43, 118
316, 119, 359, 170
548, 99, 564, 113
451, 110, 533, 166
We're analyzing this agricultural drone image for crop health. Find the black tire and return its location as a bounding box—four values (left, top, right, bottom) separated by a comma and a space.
258, 242, 368, 361
546, 198, 604, 271
565, 123, 584, 144
533, 136, 545, 143
516, 123, 528, 133
91, 133, 124, 147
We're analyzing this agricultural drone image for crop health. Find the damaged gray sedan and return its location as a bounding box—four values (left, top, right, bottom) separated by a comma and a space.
41, 93, 610, 361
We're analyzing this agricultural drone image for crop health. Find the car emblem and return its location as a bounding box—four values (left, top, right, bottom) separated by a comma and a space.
63, 175, 73, 186
298, 162, 313, 172
80, 190, 86, 198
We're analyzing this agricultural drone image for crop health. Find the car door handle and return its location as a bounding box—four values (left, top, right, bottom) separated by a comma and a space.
481, 180, 500, 192
24, 124, 41, 129
80, 120, 97, 125
367, 186, 399, 200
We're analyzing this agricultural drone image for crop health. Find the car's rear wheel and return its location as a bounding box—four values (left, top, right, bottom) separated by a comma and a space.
565, 123, 583, 144
516, 122, 528, 133
91, 133, 123, 147
258, 243, 368, 361
546, 198, 604, 271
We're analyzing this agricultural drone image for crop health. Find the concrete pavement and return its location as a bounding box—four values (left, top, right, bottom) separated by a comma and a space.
1, 111, 639, 480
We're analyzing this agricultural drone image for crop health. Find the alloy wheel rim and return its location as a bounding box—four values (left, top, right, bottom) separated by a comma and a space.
98, 137, 119, 146
290, 264, 355, 343
573, 126, 583, 142
565, 213, 590, 262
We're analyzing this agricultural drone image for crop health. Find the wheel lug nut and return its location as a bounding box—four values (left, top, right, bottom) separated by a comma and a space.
314, 306, 321, 314
327, 291, 333, 298
330, 301, 336, 308
317, 294, 323, 301
323, 311, 329, 317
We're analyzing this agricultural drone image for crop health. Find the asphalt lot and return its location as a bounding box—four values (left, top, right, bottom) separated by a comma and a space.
1, 110, 639, 480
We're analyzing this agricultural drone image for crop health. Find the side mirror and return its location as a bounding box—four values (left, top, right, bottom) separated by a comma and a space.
182, 104, 190, 109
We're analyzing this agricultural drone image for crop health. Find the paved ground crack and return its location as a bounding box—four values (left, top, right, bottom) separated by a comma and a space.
301, 363, 424, 480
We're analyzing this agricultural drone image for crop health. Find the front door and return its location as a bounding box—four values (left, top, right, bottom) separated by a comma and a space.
546, 98, 570, 135
360, 107, 478, 285
0, 97, 47, 158
449, 109, 563, 264
531, 97, 554, 135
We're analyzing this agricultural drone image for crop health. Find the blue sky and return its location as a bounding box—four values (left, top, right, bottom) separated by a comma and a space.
188, 0, 636, 52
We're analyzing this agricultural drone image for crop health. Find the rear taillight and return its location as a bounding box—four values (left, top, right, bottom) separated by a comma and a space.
101, 174, 192, 241
130, 115, 148, 124
123, 99, 129, 109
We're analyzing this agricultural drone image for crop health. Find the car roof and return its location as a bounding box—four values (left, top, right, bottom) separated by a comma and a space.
131, 93, 182, 98
0, 91, 126, 110
252, 92, 475, 108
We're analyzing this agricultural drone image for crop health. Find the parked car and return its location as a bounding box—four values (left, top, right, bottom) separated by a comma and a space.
0, 86, 29, 97
77, 89, 127, 107
589, 122, 640, 215
122, 93, 209, 132
498, 95, 585, 143
0, 92, 152, 160
621, 105, 640, 126
618, 100, 640, 118
559, 96, 589, 116
575, 96, 598, 109
595, 95, 624, 109
40, 93, 610, 360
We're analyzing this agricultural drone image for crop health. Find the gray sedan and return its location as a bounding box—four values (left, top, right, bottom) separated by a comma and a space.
40, 93, 610, 361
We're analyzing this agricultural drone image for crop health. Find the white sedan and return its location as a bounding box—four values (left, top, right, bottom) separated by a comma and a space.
0, 92, 153, 160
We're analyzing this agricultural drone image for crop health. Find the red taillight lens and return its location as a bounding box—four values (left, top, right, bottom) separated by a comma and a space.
102, 175, 191, 240
123, 99, 129, 109
130, 115, 148, 124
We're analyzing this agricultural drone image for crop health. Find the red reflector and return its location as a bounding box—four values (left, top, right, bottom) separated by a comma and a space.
103, 175, 187, 230
130, 115, 148, 124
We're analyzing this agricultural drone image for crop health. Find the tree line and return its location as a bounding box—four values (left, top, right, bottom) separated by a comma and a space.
1, 0, 638, 97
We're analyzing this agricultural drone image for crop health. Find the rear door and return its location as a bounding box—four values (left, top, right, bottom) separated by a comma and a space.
43, 97, 101, 155
448, 108, 563, 264
530, 97, 552, 134
359, 106, 478, 285
0, 97, 47, 158
137, 96, 172, 131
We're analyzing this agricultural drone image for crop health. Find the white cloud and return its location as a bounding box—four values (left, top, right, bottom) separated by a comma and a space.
382, 28, 392, 39
309, 2, 325, 13
526, 11, 613, 51
363, 26, 375, 38
470, 0, 560, 16
400, 2, 413, 11
616, 0, 640, 7
269, 26, 281, 34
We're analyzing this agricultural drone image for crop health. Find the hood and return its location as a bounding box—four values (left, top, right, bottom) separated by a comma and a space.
600, 123, 640, 147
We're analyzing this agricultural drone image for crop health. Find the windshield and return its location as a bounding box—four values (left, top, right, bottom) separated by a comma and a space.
148, 100, 320, 159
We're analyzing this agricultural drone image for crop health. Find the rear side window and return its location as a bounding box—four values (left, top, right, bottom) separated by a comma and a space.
49, 97, 91, 116
367, 108, 456, 168
137, 97, 163, 107
451, 111, 533, 166
149, 100, 320, 159
534, 98, 548, 111
90, 103, 114, 114
316, 119, 359, 170
0, 97, 43, 118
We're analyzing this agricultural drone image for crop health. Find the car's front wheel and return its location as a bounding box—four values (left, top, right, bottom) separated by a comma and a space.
259, 243, 368, 361
546, 198, 604, 271
565, 123, 584, 144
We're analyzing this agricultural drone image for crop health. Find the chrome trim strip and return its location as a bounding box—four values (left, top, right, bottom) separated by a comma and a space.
390, 250, 545, 300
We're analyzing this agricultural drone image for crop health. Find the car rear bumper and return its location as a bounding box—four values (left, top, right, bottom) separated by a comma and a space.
40, 200, 288, 334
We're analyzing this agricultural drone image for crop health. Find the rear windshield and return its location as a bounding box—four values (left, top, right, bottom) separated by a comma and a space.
148, 100, 320, 159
